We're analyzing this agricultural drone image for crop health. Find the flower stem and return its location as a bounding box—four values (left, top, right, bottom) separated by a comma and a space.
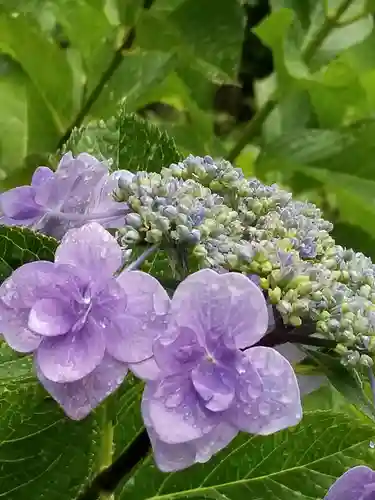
226, 0, 355, 163
125, 244, 159, 272
99, 402, 114, 500
77, 429, 151, 500
57, 0, 156, 150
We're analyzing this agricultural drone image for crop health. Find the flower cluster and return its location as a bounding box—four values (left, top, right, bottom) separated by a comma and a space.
0, 222, 169, 420
0, 152, 128, 239
115, 154, 375, 367
0, 223, 301, 470
1, 150, 375, 474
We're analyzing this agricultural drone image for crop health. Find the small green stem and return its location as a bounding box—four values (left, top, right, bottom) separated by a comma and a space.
226, 0, 355, 163
99, 403, 114, 500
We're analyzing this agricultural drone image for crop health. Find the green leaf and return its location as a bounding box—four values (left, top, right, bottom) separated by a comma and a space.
0, 226, 58, 283
118, 410, 375, 499
0, 347, 100, 500
91, 51, 176, 119
168, 0, 245, 81
63, 112, 182, 172
256, 122, 375, 181
0, 10, 74, 133
0, 57, 60, 187
302, 349, 375, 421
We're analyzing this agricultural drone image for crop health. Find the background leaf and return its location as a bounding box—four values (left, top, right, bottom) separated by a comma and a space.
0, 226, 58, 283
63, 111, 182, 172
116, 410, 375, 499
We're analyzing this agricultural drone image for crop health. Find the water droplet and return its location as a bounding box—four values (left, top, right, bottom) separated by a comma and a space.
244, 406, 252, 415
247, 385, 261, 399
164, 392, 183, 409
369, 441, 375, 449
258, 402, 270, 416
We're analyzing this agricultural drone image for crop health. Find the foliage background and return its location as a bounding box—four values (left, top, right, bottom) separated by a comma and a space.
2, 0, 375, 498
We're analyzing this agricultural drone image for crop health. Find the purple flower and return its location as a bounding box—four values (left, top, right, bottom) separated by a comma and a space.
0, 222, 169, 419
324, 466, 375, 499
0, 152, 128, 239
141, 269, 302, 471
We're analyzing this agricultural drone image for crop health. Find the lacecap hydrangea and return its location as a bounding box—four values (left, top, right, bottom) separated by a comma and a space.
0, 151, 373, 473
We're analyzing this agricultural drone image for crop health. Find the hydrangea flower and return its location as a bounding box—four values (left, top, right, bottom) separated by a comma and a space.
141, 269, 302, 471
324, 466, 375, 499
0, 222, 169, 419
0, 152, 128, 239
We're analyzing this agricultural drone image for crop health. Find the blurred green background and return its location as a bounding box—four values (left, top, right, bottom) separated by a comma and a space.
1, 0, 375, 258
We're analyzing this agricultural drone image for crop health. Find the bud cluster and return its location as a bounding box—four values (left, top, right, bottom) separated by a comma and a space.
114, 155, 375, 366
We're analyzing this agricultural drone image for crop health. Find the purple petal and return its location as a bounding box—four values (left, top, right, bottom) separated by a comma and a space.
36, 353, 128, 420
36, 318, 106, 383
191, 358, 235, 412
153, 325, 205, 376
35, 153, 108, 212
0, 186, 44, 220
55, 223, 122, 282
325, 466, 375, 500
143, 394, 237, 472
169, 269, 268, 350
107, 271, 170, 364
29, 298, 75, 336
142, 375, 218, 444
0, 304, 41, 352
228, 347, 302, 435
0, 261, 81, 309
129, 357, 162, 381
32, 167, 54, 187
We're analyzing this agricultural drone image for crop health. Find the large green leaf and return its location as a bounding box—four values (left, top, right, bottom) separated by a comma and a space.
91, 51, 177, 119
0, 345, 101, 500
0, 10, 74, 133
116, 410, 375, 499
0, 58, 60, 188
256, 122, 375, 181
168, 0, 245, 81
63, 112, 182, 172
0, 226, 58, 282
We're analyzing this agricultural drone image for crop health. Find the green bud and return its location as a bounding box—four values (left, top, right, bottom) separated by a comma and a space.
289, 315, 302, 327
335, 343, 348, 355
146, 228, 163, 243
360, 354, 374, 367
193, 245, 208, 260
268, 287, 281, 304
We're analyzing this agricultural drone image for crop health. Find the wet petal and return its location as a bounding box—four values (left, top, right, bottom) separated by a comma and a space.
153, 326, 205, 376
191, 358, 235, 412
36, 153, 108, 212
55, 223, 122, 282
36, 318, 105, 383
142, 375, 218, 444
0, 261, 81, 310
0, 304, 41, 352
129, 357, 161, 381
169, 269, 268, 350
36, 353, 128, 420
32, 167, 54, 187
108, 271, 170, 363
325, 466, 375, 500
29, 298, 75, 336
0, 186, 44, 220
228, 347, 302, 435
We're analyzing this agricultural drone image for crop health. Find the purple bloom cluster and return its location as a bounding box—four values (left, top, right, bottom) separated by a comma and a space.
0, 152, 128, 239
324, 466, 375, 500
0, 222, 169, 419
0, 223, 302, 469
140, 269, 302, 471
